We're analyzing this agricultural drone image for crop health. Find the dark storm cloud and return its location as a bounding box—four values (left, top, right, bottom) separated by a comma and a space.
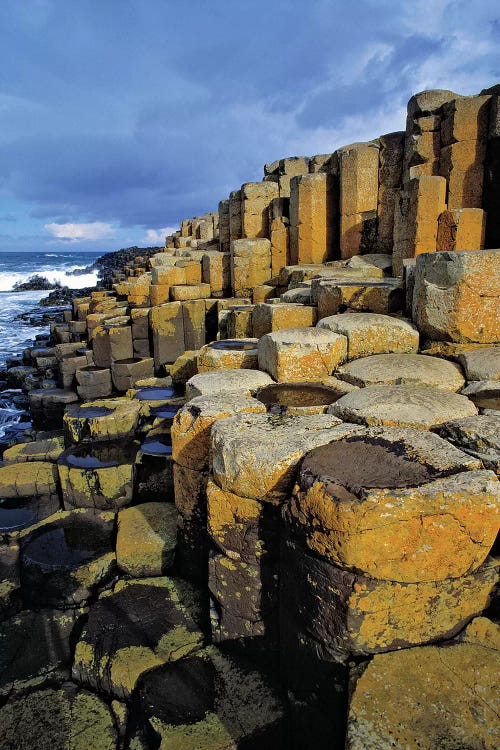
0, 0, 498, 251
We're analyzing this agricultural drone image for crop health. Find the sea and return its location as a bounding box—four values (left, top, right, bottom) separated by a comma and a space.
0, 250, 101, 442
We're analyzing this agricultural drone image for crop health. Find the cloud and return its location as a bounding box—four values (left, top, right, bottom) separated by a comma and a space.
143, 226, 178, 245
0, 0, 499, 255
44, 221, 115, 241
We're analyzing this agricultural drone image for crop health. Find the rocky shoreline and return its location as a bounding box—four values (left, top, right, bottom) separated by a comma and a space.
0, 85, 499, 749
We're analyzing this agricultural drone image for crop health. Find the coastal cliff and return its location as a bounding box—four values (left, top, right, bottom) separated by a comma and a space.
0, 85, 499, 749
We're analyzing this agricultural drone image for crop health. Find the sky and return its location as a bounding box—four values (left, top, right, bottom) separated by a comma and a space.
0, 0, 499, 254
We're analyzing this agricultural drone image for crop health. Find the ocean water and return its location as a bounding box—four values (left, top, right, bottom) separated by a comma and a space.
0, 251, 101, 367
0, 250, 101, 441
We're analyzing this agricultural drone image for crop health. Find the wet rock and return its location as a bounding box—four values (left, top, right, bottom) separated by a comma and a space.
73, 577, 204, 698
20, 509, 115, 608
116, 502, 178, 576
29, 388, 79, 428
2, 436, 65, 464
281, 538, 498, 658
285, 427, 497, 581
318, 313, 419, 360
64, 397, 141, 444
0, 683, 117, 750
258, 327, 347, 382
330, 384, 478, 428
0, 608, 82, 696
346, 622, 500, 750
440, 414, 500, 474
0, 543, 20, 620
135, 645, 284, 749
135, 431, 174, 502
0, 460, 59, 501
256, 382, 345, 415
185, 369, 273, 400
336, 352, 465, 391
58, 441, 139, 510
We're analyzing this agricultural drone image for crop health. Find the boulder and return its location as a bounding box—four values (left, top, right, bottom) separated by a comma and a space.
197, 339, 259, 372
0, 543, 20, 621
413, 249, 500, 343
2, 436, 65, 464
462, 380, 500, 410
346, 621, 500, 750
172, 393, 266, 470
135, 646, 284, 750
64, 397, 141, 444
458, 346, 500, 380
317, 312, 419, 360
0, 684, 117, 750
20, 509, 115, 608
281, 538, 498, 657
258, 327, 347, 382
209, 553, 279, 642
73, 577, 204, 698
58, 441, 139, 510
116, 502, 178, 577
0, 607, 81, 695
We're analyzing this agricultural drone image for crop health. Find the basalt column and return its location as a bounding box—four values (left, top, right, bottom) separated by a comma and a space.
281, 427, 499, 746
207, 414, 357, 646
171, 394, 266, 583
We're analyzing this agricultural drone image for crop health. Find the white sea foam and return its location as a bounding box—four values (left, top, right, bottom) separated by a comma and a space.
0, 266, 99, 292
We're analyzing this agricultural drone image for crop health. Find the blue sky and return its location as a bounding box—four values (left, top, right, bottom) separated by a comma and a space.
0, 0, 498, 254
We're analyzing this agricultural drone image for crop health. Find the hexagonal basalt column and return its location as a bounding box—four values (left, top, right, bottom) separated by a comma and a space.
64, 398, 142, 444
171, 393, 266, 581
208, 414, 361, 643
58, 441, 139, 510
197, 339, 259, 372
20, 509, 115, 608
285, 427, 498, 582
258, 327, 347, 382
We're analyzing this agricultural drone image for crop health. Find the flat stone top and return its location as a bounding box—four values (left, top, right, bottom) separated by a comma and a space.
66, 397, 140, 418
186, 369, 273, 400
458, 347, 500, 381
330, 384, 478, 429
207, 338, 258, 351
211, 414, 361, 501
336, 353, 465, 392
260, 327, 346, 345
300, 426, 481, 490
175, 393, 266, 421
318, 312, 418, 337
29, 388, 79, 404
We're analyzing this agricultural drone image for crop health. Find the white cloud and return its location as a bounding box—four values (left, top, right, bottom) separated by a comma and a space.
143, 226, 178, 244
44, 221, 115, 241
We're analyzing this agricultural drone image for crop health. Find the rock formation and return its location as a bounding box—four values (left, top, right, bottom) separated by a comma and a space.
1, 84, 499, 749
